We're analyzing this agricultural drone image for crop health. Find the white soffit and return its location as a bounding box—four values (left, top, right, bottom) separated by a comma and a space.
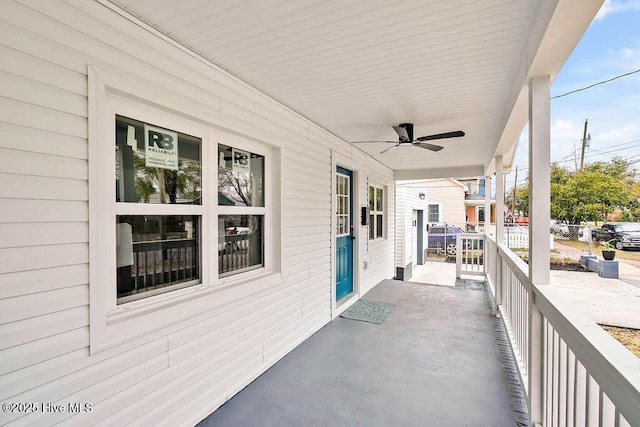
110, 0, 600, 178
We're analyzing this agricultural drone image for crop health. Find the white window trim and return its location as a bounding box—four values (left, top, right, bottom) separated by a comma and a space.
88, 66, 282, 354
216, 137, 272, 282
427, 203, 442, 224
368, 183, 386, 241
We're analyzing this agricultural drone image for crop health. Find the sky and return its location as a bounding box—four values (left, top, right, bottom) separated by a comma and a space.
505, 0, 640, 189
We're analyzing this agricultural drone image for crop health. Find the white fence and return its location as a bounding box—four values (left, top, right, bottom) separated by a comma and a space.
482, 235, 640, 426
485, 225, 554, 251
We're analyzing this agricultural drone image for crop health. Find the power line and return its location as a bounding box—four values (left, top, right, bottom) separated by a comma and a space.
506, 137, 640, 177
551, 69, 640, 99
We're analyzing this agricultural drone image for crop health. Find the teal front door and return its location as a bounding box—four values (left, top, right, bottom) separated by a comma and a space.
335, 167, 353, 300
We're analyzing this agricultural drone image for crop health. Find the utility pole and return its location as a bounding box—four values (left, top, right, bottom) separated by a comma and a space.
579, 119, 589, 170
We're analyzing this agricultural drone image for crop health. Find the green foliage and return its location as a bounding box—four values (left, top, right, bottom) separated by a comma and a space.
601, 239, 615, 250
508, 158, 637, 224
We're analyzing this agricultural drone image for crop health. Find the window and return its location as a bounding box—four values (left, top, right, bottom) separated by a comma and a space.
218, 144, 265, 277
369, 185, 384, 240
478, 206, 485, 223
336, 174, 350, 237
428, 204, 441, 223
89, 68, 281, 352
115, 115, 202, 304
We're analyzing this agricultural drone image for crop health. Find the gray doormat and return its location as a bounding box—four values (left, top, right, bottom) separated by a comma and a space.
339, 299, 394, 324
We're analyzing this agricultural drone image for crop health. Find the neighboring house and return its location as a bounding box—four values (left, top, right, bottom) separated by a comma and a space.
424, 178, 467, 229
458, 177, 497, 231
394, 181, 430, 280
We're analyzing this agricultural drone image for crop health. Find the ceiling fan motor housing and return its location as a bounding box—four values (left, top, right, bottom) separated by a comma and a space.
399, 123, 413, 142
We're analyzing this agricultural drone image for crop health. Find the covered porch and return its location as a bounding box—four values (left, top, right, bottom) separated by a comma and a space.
5, 1, 639, 426
200, 274, 526, 426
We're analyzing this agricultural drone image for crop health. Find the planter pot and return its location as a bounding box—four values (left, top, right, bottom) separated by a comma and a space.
602, 250, 616, 261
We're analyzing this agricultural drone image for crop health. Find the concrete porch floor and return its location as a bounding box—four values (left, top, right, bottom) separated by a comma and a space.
199, 276, 525, 426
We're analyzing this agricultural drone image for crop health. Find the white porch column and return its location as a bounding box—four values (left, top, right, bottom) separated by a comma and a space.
528, 75, 551, 427
528, 77, 551, 284
484, 174, 491, 233
495, 156, 504, 245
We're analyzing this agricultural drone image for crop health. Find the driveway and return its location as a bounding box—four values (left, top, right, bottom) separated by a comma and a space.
551, 242, 640, 329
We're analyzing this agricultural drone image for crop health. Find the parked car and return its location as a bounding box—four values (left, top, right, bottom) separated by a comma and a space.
427, 225, 465, 255
551, 221, 583, 238
591, 222, 640, 250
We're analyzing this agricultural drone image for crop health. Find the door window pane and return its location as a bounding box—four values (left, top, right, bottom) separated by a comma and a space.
115, 116, 201, 204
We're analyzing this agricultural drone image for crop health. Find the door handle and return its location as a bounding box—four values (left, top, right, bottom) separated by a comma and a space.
350, 236, 356, 241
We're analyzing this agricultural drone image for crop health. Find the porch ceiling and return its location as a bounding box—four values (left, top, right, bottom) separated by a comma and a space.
108, 0, 602, 179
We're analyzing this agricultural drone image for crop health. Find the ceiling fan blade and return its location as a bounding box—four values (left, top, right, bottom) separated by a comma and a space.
351, 140, 398, 144
380, 143, 400, 154
414, 142, 444, 152
416, 130, 465, 141
392, 126, 410, 141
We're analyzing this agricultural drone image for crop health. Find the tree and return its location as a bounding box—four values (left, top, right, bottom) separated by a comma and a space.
505, 181, 529, 218
550, 160, 632, 224
509, 159, 637, 225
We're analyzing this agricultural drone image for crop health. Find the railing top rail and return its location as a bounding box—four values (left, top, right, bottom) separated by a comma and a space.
486, 234, 530, 289
459, 232, 485, 238
534, 284, 640, 423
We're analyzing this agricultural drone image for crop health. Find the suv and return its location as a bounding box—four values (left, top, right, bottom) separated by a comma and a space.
591, 222, 640, 250
427, 225, 465, 255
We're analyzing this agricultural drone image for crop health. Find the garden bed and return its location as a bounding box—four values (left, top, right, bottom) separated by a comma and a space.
519, 255, 591, 272
600, 325, 640, 358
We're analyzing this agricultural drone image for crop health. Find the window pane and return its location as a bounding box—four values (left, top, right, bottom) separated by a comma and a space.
219, 215, 264, 276
376, 188, 383, 211
376, 214, 383, 238
218, 144, 265, 207
369, 214, 375, 240
369, 186, 375, 211
116, 215, 200, 303
428, 204, 439, 223
115, 116, 201, 204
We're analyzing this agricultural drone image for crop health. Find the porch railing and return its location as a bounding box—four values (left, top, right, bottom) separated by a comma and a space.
482, 234, 640, 426
456, 233, 485, 278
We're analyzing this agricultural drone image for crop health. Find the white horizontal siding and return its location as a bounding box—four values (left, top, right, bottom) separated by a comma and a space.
0, 148, 87, 180
0, 264, 88, 299
0, 222, 88, 249
0, 0, 395, 425
426, 179, 467, 228
0, 285, 88, 326
0, 243, 88, 274
0, 173, 87, 201
0, 339, 169, 425
0, 122, 88, 160
0, 306, 88, 350
0, 199, 88, 223
1, 327, 88, 376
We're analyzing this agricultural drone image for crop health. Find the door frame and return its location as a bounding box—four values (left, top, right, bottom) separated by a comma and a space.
331, 151, 360, 318
416, 210, 425, 265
